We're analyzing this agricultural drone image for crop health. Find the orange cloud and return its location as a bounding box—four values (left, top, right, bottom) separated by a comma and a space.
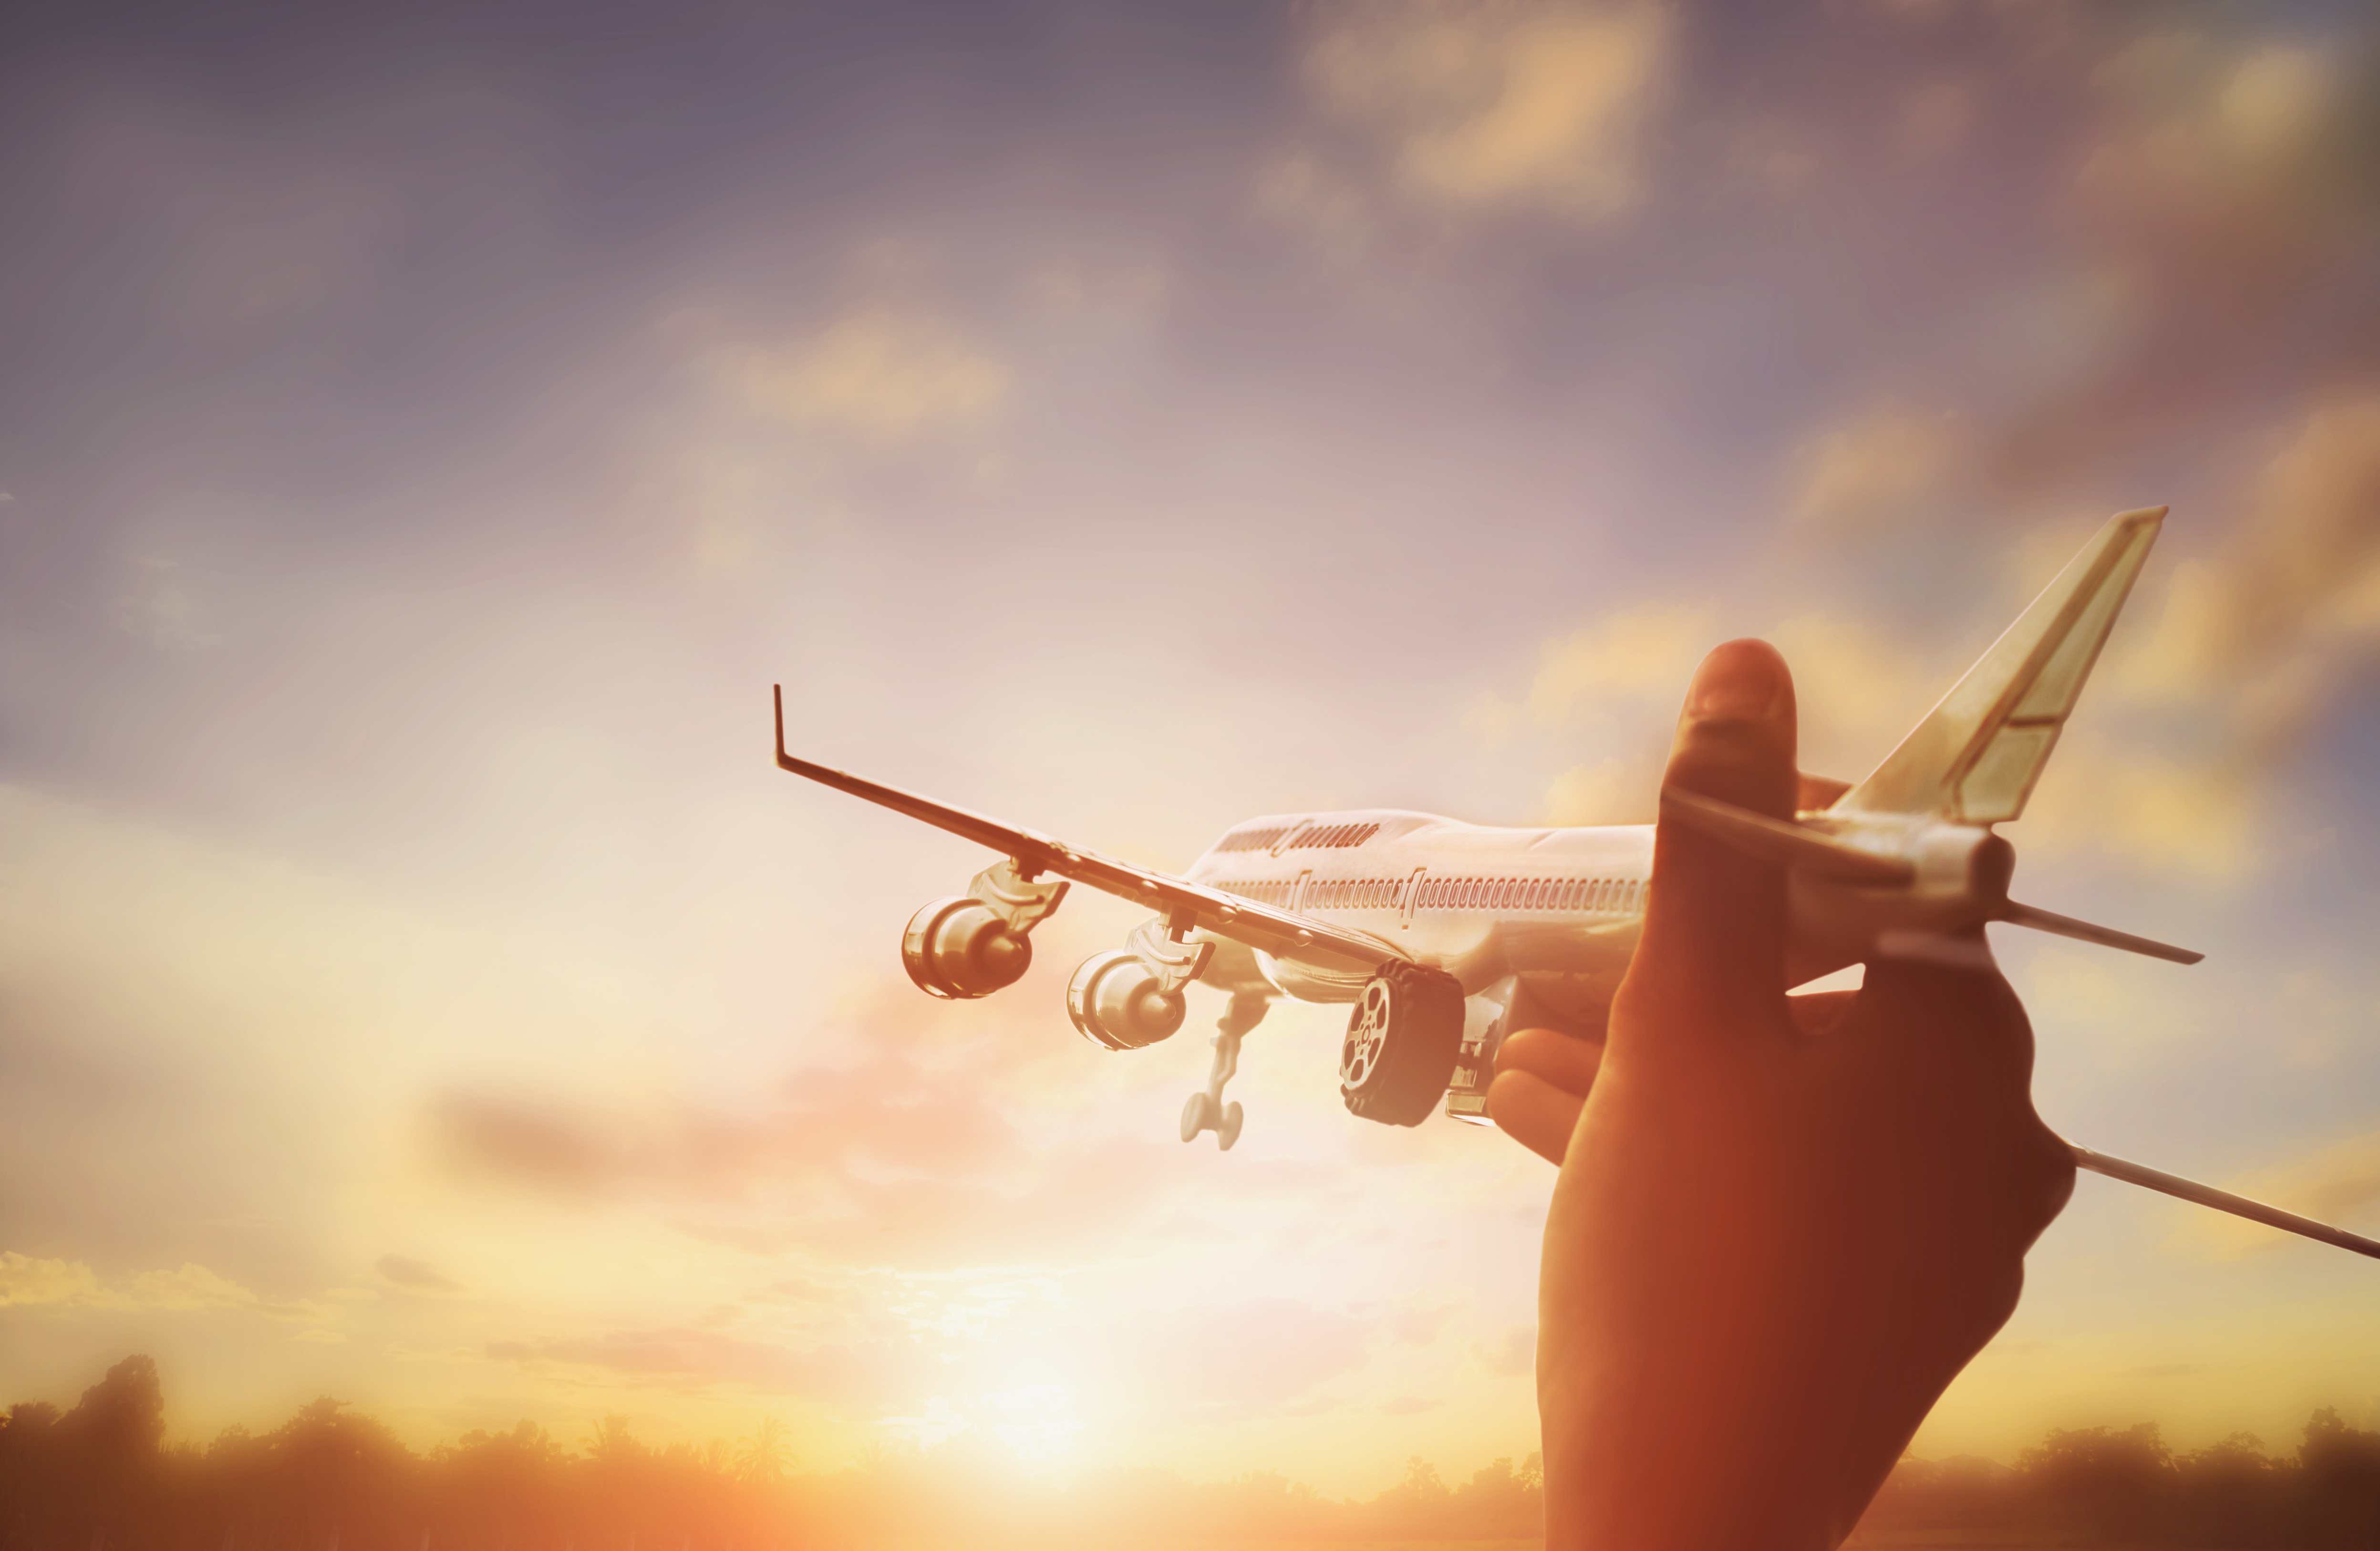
1301, 0, 1672, 221
0, 1252, 330, 1324
1788, 407, 1970, 532
715, 310, 1008, 445
486, 1326, 933, 1406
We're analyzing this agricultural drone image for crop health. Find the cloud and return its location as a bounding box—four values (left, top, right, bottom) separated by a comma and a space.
1251, 150, 1394, 278
1989, 30, 2380, 479
485, 1293, 1382, 1427
2125, 397, 2380, 715
2215, 47, 2334, 163
1470, 1323, 1535, 1378
1513, 602, 1712, 824
1518, 602, 1950, 823
1761, 612, 1950, 783
487, 1326, 933, 1406
424, 983, 1285, 1269
2075, 37, 2358, 276
1388, 1300, 1457, 1346
375, 1254, 460, 1293
429, 1057, 1035, 1204
1497, 524, 2276, 880
1895, 77, 1981, 161
0, 1251, 328, 1322
1787, 407, 1970, 531
111, 555, 222, 651
1109, 1299, 1374, 1426
714, 310, 1008, 444
2014, 747, 2255, 882
1523, 408, 2380, 885
1524, 602, 1712, 726
1302, 0, 1672, 221
429, 984, 1046, 1214
0, 1254, 108, 1308
2011, 393, 2380, 879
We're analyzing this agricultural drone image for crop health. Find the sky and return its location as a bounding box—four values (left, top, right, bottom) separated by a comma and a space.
4, 0, 2380, 1498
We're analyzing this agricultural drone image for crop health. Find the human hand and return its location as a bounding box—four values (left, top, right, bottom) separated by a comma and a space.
1486, 639, 2074, 1551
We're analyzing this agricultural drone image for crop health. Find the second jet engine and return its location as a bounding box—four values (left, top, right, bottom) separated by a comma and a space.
1066, 949, 1187, 1049
903, 897, 1034, 1000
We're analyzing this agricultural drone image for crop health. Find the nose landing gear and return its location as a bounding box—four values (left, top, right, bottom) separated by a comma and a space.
1181, 990, 1270, 1150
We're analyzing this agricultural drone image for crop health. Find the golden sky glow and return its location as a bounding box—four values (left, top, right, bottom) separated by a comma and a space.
5, 0, 2380, 1499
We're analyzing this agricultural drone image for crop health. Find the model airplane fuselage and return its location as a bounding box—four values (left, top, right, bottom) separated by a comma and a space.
772, 507, 2380, 1261
1177, 811, 1649, 1119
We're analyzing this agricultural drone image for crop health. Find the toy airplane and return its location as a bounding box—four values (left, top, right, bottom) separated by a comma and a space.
773, 508, 2380, 1261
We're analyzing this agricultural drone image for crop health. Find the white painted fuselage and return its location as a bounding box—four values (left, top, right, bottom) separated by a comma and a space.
1181, 809, 1655, 1022
1178, 803, 2028, 1030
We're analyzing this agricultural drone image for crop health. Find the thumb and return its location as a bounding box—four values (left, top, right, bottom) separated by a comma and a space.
1624, 639, 1800, 1035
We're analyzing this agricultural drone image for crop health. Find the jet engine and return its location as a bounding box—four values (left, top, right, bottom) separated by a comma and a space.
1067, 950, 1187, 1050
903, 897, 1033, 1000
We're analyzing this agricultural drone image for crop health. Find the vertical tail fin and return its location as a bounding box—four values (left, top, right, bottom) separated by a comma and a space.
1837, 507, 2165, 822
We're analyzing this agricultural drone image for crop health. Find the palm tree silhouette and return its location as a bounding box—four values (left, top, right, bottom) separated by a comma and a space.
732, 1419, 790, 1487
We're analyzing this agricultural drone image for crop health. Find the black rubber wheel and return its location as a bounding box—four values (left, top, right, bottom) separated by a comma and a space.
1340, 961, 1466, 1127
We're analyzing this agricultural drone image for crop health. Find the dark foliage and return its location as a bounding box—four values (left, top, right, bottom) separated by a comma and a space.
6, 1356, 2380, 1546
0, 1356, 1542, 1548
1857, 1411, 2380, 1549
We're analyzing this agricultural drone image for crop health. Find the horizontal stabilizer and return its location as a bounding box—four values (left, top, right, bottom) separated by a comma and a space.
2071, 1145, 2380, 1260
1999, 900, 2203, 965
1660, 786, 1915, 886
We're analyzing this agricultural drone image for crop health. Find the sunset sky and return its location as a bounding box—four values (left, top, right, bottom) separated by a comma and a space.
6, 0, 2380, 1498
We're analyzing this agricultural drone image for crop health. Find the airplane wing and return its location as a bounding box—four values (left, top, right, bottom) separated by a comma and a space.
773, 687, 1407, 974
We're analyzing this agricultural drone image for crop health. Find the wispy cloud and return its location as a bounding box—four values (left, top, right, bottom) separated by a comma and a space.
0, 1251, 329, 1323
713, 310, 1008, 445
1302, 0, 1672, 221
1788, 407, 1971, 532
2165, 1130, 2380, 1261
376, 1254, 461, 1293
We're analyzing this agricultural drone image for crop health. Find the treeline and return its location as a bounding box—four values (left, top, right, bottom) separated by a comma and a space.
5, 1355, 2380, 1548
0, 1357, 1540, 1548
1857, 1415, 2380, 1549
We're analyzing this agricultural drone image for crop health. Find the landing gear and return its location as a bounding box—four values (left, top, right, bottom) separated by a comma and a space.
1181, 990, 1268, 1150
1180, 1091, 1243, 1149
1340, 962, 1466, 1127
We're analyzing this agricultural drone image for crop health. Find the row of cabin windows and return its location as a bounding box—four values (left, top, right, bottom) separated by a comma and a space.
1214, 820, 1383, 853
1303, 876, 1400, 911
1215, 874, 1646, 915
1214, 825, 1293, 853
1226, 878, 1296, 907
1218, 877, 1397, 910
1418, 875, 1644, 914
1290, 822, 1380, 850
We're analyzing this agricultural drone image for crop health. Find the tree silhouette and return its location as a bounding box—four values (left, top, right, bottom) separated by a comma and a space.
2018, 1420, 2174, 1542
731, 1418, 790, 1488
20, 1352, 2380, 1548
2302, 1407, 2380, 1549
